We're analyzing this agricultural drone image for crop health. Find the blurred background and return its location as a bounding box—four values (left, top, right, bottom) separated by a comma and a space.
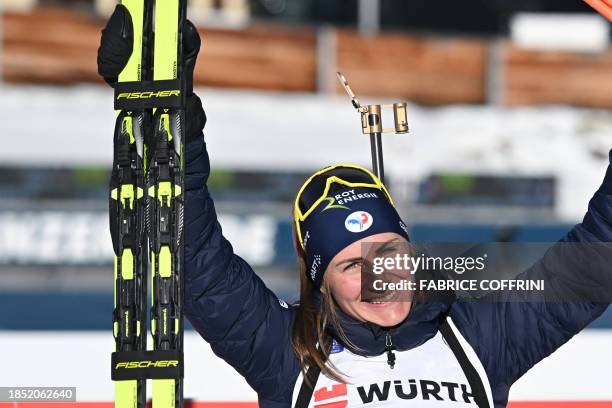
1, 0, 611, 405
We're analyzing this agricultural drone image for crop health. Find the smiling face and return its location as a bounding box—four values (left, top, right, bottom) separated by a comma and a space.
323, 232, 413, 327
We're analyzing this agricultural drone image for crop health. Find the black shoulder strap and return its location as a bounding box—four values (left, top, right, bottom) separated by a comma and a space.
293, 364, 321, 408
439, 318, 490, 408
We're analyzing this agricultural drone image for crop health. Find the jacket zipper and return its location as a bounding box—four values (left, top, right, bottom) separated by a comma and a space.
384, 331, 396, 369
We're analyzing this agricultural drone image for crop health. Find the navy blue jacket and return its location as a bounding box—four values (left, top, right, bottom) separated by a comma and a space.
184, 135, 612, 407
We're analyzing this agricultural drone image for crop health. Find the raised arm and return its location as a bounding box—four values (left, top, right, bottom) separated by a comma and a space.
184, 132, 300, 404
97, 9, 299, 404
450, 150, 612, 405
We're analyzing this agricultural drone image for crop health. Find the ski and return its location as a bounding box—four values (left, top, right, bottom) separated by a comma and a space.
110, 1, 151, 408
110, 0, 186, 407
148, 0, 186, 407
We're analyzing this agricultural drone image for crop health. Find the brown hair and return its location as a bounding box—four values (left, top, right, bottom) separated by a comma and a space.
290, 216, 360, 385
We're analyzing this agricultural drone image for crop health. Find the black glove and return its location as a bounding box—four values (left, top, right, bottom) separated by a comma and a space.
97, 4, 206, 142
97, 4, 133, 88
184, 93, 206, 144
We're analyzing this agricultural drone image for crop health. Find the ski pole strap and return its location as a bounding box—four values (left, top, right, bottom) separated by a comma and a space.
114, 79, 186, 110
294, 363, 321, 408
111, 350, 184, 380
439, 318, 490, 408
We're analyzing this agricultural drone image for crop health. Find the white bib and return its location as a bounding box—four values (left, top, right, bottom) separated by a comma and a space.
291, 318, 493, 407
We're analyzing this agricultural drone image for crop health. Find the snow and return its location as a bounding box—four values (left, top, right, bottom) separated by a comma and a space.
0, 330, 610, 401
1, 84, 611, 221
510, 13, 610, 52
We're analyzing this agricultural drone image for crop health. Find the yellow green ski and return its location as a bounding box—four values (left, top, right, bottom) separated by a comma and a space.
111, 0, 186, 407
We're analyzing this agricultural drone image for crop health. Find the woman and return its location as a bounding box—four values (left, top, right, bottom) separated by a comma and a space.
98, 11, 612, 407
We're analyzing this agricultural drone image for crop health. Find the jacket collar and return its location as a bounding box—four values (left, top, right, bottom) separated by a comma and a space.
323, 296, 453, 357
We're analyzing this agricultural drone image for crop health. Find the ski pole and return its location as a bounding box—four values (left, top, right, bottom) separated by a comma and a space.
336, 72, 409, 183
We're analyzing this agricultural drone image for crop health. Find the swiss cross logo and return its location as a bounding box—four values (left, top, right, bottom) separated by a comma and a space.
314, 383, 348, 408
584, 0, 612, 20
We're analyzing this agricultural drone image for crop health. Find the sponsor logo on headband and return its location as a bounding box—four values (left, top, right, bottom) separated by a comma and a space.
399, 220, 409, 236
321, 197, 350, 211
333, 189, 380, 206
345, 211, 373, 233
303, 230, 311, 248
310, 254, 322, 281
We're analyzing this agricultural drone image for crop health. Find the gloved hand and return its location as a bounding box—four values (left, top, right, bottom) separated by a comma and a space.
97, 4, 206, 143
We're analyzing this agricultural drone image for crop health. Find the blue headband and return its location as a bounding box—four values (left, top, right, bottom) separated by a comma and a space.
300, 186, 410, 288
